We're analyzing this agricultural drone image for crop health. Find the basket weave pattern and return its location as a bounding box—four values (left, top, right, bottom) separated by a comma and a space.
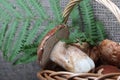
37, 0, 120, 80
37, 70, 120, 80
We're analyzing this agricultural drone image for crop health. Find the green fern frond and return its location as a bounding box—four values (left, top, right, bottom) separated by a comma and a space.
49, 0, 62, 23
24, 19, 43, 45
17, 0, 32, 17
29, 0, 48, 19
21, 42, 38, 51
79, 0, 98, 45
2, 20, 18, 59
0, 21, 9, 49
36, 22, 56, 43
70, 5, 80, 27
13, 43, 38, 65
65, 0, 95, 44
65, 28, 87, 44
96, 21, 106, 44
66, 0, 106, 46
8, 19, 30, 61
13, 55, 37, 65
0, 0, 63, 64
0, 9, 11, 22
0, 0, 21, 18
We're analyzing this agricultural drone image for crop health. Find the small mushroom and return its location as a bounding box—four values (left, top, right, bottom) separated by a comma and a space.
50, 41, 95, 73
99, 39, 120, 67
37, 25, 69, 68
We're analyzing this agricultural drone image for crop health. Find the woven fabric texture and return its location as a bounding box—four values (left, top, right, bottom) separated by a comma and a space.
91, 0, 120, 42
0, 0, 120, 80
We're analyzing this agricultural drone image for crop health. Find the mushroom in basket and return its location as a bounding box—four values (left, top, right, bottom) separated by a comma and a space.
98, 39, 120, 67
50, 41, 95, 73
37, 25, 69, 68
95, 65, 120, 74
37, 25, 95, 73
37, 0, 120, 73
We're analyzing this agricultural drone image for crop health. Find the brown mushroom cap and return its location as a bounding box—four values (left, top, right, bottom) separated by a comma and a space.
99, 39, 120, 67
37, 25, 69, 68
95, 65, 120, 74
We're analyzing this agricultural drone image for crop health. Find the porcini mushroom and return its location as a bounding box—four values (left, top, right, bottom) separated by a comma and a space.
72, 43, 100, 63
37, 25, 69, 68
98, 39, 120, 67
50, 41, 95, 73
37, 24, 95, 73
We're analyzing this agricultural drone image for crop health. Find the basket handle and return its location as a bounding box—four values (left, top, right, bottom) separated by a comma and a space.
62, 0, 120, 24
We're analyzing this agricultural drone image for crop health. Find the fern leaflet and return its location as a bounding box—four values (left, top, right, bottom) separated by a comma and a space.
79, 0, 97, 45
0, 0, 21, 18
0, 21, 9, 49
13, 55, 37, 65
25, 19, 43, 45
35, 22, 56, 43
70, 5, 80, 27
13, 43, 38, 65
8, 19, 30, 61
2, 20, 18, 59
29, 0, 48, 19
49, 0, 62, 23
17, 0, 32, 17
96, 21, 106, 44
0, 8, 11, 22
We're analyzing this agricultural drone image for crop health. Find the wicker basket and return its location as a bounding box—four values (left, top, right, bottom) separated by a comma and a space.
37, 0, 120, 80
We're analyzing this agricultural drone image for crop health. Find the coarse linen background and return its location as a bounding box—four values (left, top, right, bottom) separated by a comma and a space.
0, 0, 120, 80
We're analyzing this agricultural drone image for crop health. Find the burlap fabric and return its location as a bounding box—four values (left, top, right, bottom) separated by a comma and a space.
0, 0, 120, 80
91, 0, 120, 42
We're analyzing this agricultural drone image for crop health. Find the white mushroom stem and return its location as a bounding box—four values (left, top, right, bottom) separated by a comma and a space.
50, 41, 95, 73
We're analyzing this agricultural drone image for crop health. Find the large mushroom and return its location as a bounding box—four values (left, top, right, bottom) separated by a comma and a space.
37, 25, 95, 73
37, 25, 69, 69
50, 41, 95, 73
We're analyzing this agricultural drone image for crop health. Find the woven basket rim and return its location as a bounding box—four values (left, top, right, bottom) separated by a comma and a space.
37, 70, 120, 80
